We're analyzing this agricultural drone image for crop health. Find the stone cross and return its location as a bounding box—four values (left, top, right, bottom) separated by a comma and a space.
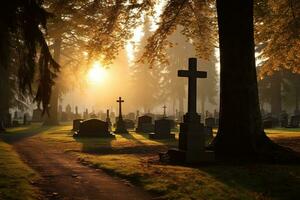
117, 97, 124, 120
178, 58, 207, 121
163, 105, 167, 118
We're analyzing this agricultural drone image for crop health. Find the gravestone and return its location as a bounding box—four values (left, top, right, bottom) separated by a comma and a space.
61, 112, 68, 122
106, 109, 112, 131
280, 111, 288, 127
136, 115, 154, 133
73, 119, 115, 138
72, 119, 83, 131
66, 104, 72, 120
83, 108, 89, 119
32, 108, 43, 122
167, 58, 214, 163
74, 106, 81, 119
23, 114, 27, 125
12, 120, 20, 127
124, 119, 135, 129
4, 113, 12, 128
150, 118, 175, 139
115, 97, 128, 134
205, 117, 216, 128
289, 115, 300, 128
263, 115, 279, 128
125, 113, 135, 121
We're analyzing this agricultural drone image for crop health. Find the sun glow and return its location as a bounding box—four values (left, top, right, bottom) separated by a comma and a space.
87, 62, 107, 84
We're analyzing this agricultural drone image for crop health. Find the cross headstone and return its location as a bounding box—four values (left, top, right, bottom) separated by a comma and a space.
178, 58, 207, 122
167, 58, 214, 163
115, 97, 128, 134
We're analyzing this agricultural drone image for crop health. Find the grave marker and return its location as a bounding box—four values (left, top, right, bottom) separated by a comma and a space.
167, 58, 214, 163
115, 97, 128, 134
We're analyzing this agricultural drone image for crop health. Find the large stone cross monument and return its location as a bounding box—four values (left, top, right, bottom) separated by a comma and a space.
168, 58, 214, 163
115, 97, 128, 134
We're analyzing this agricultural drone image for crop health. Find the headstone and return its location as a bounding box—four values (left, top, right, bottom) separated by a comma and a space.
73, 119, 115, 138
205, 117, 216, 128
72, 119, 83, 131
4, 113, 12, 128
23, 114, 27, 125
124, 119, 135, 129
279, 111, 288, 127
83, 108, 89, 119
167, 58, 214, 163
12, 120, 20, 127
32, 108, 43, 122
106, 109, 112, 131
125, 113, 135, 121
263, 115, 279, 128
115, 97, 128, 134
289, 115, 300, 128
61, 112, 68, 122
150, 118, 175, 139
163, 105, 167, 118
136, 115, 154, 133
66, 104, 72, 120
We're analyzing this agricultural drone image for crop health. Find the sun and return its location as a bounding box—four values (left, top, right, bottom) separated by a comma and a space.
87, 62, 107, 84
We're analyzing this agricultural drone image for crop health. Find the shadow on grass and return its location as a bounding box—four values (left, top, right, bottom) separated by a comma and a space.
0, 124, 52, 144
199, 164, 300, 200
73, 134, 169, 156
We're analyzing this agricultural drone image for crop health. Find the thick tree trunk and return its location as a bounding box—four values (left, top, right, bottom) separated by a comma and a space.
211, 0, 300, 162
43, 37, 61, 125
270, 72, 282, 116
0, 66, 10, 131
212, 0, 297, 161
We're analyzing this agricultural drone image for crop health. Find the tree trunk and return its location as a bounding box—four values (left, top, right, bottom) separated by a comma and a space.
0, 66, 10, 131
212, 0, 293, 161
43, 37, 61, 125
211, 0, 300, 162
270, 72, 282, 116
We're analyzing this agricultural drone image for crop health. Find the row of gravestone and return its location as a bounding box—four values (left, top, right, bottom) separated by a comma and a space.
263, 114, 300, 128
72, 115, 179, 139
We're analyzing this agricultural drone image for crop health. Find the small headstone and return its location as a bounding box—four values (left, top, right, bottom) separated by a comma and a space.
106, 109, 112, 131
279, 111, 288, 127
289, 115, 300, 128
124, 119, 135, 129
73, 119, 115, 138
32, 108, 43, 122
72, 119, 83, 131
150, 118, 175, 139
12, 120, 20, 127
263, 115, 279, 128
136, 115, 154, 133
4, 113, 12, 128
23, 114, 27, 125
205, 117, 216, 128
125, 113, 135, 121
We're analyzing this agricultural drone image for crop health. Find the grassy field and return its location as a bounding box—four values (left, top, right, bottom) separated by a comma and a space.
0, 139, 40, 200
36, 124, 300, 200
3, 124, 300, 200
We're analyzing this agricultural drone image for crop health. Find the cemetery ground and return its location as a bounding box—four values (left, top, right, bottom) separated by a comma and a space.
0, 124, 300, 200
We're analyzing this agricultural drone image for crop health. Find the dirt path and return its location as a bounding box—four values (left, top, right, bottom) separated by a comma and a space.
10, 135, 154, 200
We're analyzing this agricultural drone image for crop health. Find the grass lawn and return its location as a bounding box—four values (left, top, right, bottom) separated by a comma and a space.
6, 124, 300, 200
0, 138, 40, 200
